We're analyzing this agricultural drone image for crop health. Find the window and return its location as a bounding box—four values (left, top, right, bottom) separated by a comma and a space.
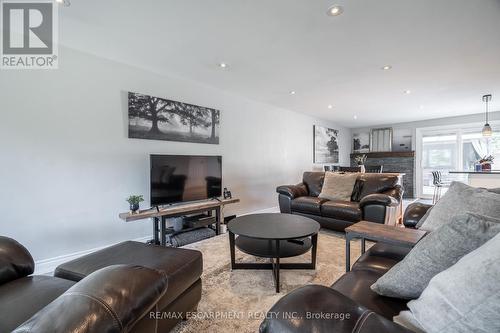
417, 124, 499, 198
421, 133, 458, 197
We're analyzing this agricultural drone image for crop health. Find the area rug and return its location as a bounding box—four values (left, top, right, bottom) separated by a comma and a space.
171, 229, 366, 333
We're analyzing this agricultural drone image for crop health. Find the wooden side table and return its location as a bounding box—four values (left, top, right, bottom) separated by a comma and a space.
344, 221, 427, 272
119, 198, 240, 246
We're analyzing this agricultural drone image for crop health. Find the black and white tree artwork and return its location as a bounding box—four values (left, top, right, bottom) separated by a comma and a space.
128, 92, 220, 144
314, 125, 339, 163
353, 132, 370, 153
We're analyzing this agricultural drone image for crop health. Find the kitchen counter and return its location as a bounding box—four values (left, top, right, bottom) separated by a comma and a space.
450, 171, 500, 175
449, 170, 500, 188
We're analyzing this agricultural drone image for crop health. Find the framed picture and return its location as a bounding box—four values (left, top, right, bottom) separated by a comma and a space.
128, 92, 220, 144
314, 125, 339, 163
371, 127, 393, 152
352, 132, 370, 153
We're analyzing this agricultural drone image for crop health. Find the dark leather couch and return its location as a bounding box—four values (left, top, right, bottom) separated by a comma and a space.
260, 202, 432, 333
277, 172, 404, 231
0, 237, 203, 333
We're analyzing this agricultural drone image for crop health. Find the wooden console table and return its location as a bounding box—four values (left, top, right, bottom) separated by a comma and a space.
344, 221, 427, 272
119, 198, 240, 246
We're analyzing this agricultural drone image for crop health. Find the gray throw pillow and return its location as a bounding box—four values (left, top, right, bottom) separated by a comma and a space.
394, 232, 500, 333
318, 172, 358, 201
371, 213, 500, 299
419, 181, 500, 232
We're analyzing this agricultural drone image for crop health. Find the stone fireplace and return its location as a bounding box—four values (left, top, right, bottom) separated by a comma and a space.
351, 151, 415, 198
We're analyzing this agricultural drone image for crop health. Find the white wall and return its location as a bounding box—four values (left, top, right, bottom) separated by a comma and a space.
0, 46, 350, 262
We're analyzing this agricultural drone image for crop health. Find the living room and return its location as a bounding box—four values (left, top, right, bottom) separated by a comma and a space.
1, 1, 499, 332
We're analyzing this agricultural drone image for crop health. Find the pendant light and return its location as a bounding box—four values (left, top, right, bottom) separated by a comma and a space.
482, 94, 493, 137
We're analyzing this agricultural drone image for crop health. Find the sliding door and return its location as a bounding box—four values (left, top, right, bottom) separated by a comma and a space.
416, 123, 499, 199
420, 132, 459, 198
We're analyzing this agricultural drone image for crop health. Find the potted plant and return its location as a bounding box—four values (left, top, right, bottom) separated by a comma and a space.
126, 195, 144, 213
354, 154, 367, 173
479, 155, 494, 171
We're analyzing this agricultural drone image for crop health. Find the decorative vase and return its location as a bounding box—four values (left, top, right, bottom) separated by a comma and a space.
130, 203, 139, 213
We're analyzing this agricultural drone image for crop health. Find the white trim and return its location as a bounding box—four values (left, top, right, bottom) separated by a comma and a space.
33, 206, 280, 275
34, 236, 150, 275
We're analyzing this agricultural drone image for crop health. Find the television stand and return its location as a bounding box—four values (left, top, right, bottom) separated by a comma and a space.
119, 198, 240, 246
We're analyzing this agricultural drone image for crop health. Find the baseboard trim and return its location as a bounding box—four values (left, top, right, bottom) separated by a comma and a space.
34, 236, 150, 275
34, 206, 280, 275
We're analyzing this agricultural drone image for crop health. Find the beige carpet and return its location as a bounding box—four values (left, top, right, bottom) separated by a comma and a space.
171, 229, 367, 333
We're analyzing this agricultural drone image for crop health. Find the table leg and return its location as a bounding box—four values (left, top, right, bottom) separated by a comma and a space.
215, 207, 221, 235
160, 216, 167, 246
153, 217, 160, 245
346, 233, 351, 272
275, 239, 280, 293
361, 237, 366, 254
311, 233, 318, 270
229, 231, 236, 269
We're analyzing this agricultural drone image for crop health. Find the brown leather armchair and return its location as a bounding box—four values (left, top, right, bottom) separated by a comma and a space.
0, 236, 203, 333
277, 172, 403, 231
260, 203, 432, 333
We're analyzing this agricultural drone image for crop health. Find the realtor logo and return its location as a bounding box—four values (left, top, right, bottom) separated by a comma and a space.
1, 0, 58, 69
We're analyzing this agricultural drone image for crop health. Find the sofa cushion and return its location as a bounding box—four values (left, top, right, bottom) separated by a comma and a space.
350, 178, 365, 202
352, 244, 410, 273
302, 172, 325, 197
54, 241, 203, 309
332, 270, 408, 319
362, 243, 411, 261
395, 232, 500, 333
371, 213, 500, 299
357, 174, 399, 200
0, 236, 35, 285
291, 197, 328, 214
13, 265, 168, 333
318, 172, 358, 201
0, 276, 75, 333
260, 285, 412, 333
320, 200, 361, 222
419, 181, 500, 232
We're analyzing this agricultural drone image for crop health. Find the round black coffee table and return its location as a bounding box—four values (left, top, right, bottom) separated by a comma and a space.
228, 213, 320, 292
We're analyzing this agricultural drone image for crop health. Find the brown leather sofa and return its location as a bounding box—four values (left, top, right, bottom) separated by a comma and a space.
277, 172, 404, 231
0, 238, 203, 332
259, 202, 432, 333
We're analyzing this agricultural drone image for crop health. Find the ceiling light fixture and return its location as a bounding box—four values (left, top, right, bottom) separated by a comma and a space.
353, 115, 358, 120
55, 0, 71, 6
328, 105, 333, 109
382, 65, 392, 70
327, 5, 344, 16
289, 91, 296, 95
404, 90, 411, 94
482, 94, 493, 137
218, 62, 227, 68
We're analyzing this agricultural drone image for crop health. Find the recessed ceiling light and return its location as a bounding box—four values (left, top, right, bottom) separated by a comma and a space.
218, 62, 227, 68
382, 65, 392, 70
289, 91, 296, 95
353, 115, 358, 120
327, 5, 344, 16
404, 90, 412, 94
327, 105, 333, 109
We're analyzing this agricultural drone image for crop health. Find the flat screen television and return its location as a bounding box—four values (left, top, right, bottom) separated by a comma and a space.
150, 155, 222, 206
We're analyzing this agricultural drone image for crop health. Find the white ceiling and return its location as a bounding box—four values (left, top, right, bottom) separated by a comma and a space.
60, 0, 500, 127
